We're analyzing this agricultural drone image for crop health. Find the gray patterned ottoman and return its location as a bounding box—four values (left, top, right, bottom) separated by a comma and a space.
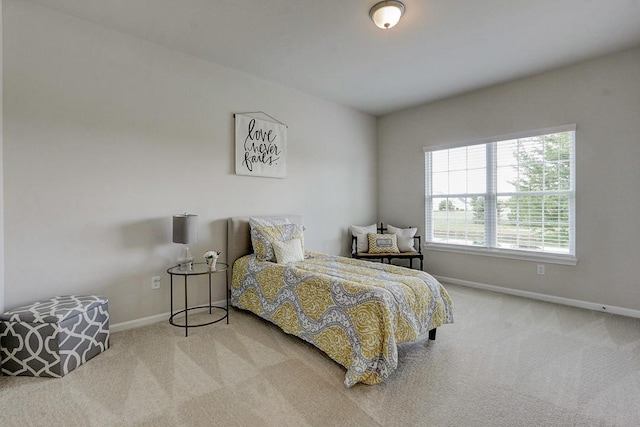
0, 295, 109, 377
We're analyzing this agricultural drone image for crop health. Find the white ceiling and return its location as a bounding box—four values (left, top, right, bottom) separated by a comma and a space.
25, 0, 640, 116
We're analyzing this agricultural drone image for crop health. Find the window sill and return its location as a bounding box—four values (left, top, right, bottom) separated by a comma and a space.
424, 243, 577, 266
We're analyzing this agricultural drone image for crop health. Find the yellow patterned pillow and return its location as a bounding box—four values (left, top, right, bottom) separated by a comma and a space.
251, 223, 305, 262
367, 233, 399, 254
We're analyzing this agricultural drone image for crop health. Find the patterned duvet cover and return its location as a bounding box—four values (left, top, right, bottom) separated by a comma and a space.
231, 252, 453, 387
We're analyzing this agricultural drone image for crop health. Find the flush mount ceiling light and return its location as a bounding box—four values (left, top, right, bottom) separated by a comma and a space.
369, 1, 405, 29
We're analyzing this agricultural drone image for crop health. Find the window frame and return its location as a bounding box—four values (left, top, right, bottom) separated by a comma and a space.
424, 124, 577, 266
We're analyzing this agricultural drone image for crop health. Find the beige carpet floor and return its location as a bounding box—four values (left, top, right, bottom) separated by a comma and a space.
1, 283, 639, 426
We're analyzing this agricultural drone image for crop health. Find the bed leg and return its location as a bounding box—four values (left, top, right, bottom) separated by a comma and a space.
428, 328, 437, 340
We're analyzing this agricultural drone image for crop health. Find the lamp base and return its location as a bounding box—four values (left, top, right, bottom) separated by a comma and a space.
178, 261, 193, 271
177, 245, 194, 271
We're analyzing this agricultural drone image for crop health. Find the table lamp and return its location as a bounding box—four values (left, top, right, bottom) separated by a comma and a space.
173, 213, 198, 270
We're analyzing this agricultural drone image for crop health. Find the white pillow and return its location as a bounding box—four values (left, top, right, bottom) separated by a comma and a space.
273, 238, 305, 264
249, 217, 291, 227
387, 224, 417, 252
350, 224, 377, 253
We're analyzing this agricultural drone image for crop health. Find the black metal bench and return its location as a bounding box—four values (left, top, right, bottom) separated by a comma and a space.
351, 223, 424, 270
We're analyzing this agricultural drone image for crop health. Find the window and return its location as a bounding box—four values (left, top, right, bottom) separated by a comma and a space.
424, 124, 576, 263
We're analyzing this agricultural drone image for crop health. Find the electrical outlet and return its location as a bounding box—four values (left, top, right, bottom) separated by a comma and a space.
151, 276, 161, 289
536, 264, 545, 275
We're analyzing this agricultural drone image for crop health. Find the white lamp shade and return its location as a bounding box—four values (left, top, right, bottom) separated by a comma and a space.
172, 214, 198, 244
370, 1, 405, 29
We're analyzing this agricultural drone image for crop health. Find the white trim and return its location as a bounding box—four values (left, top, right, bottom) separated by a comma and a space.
436, 276, 640, 319
423, 123, 577, 153
110, 299, 228, 333
569, 129, 577, 255
111, 312, 168, 333
486, 142, 497, 247
424, 125, 576, 259
425, 242, 578, 265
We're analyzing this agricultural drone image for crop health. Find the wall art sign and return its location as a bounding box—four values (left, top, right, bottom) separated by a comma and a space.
235, 113, 287, 178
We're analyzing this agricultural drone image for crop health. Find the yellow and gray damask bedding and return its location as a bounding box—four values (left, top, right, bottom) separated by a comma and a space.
231, 252, 454, 387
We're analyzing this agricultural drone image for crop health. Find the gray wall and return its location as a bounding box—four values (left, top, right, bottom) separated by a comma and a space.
0, 1, 4, 313
3, 1, 377, 324
378, 46, 640, 311
5, 1, 638, 323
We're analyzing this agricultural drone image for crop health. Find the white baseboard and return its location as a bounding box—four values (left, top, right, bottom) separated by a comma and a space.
110, 312, 167, 333
112, 280, 640, 332
110, 299, 228, 333
436, 276, 640, 319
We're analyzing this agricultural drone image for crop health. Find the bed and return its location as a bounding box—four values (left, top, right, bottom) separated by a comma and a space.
227, 215, 453, 387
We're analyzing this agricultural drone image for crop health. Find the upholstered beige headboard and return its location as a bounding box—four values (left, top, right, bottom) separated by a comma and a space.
227, 215, 303, 270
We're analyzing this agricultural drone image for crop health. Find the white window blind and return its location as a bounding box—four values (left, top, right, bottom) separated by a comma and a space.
424, 124, 576, 259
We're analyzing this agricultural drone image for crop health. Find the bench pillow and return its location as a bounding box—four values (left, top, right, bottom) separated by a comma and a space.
350, 224, 377, 253
367, 233, 400, 254
387, 224, 417, 252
